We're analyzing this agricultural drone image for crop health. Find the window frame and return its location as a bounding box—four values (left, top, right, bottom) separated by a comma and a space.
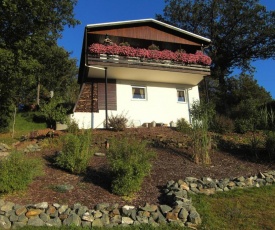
131, 86, 147, 100
177, 89, 186, 103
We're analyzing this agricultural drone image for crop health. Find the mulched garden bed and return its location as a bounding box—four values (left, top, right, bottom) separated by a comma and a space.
2, 127, 274, 208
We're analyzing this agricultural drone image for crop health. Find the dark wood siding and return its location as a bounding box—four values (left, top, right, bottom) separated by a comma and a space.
74, 79, 117, 113
74, 83, 93, 112
88, 25, 201, 46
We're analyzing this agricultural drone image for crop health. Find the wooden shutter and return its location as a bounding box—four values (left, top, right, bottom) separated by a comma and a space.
97, 79, 117, 110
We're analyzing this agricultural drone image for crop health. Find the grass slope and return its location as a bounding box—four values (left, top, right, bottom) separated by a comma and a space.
192, 184, 275, 230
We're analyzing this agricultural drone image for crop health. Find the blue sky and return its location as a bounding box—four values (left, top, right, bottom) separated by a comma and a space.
58, 0, 275, 99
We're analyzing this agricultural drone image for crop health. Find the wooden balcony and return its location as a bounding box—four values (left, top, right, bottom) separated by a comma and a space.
87, 53, 210, 75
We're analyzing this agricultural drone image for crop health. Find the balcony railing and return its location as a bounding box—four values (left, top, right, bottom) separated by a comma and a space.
88, 53, 211, 73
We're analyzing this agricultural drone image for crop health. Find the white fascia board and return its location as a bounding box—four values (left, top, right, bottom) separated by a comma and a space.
86, 18, 211, 43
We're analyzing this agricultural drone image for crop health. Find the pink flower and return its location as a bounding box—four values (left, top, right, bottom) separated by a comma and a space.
135, 48, 149, 58
89, 43, 107, 54
88, 43, 212, 65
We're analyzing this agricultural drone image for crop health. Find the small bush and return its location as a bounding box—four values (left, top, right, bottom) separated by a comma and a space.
67, 120, 79, 134
55, 131, 93, 174
107, 113, 128, 131
107, 137, 156, 196
210, 114, 234, 134
0, 151, 43, 193
235, 119, 254, 134
265, 131, 275, 159
176, 118, 191, 133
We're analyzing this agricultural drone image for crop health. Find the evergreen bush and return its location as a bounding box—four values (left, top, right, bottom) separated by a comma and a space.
107, 137, 156, 196
210, 114, 234, 134
235, 119, 254, 134
176, 118, 191, 134
0, 151, 43, 193
55, 131, 93, 174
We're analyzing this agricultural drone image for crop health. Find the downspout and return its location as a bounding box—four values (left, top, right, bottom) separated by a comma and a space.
105, 67, 108, 129
187, 88, 192, 124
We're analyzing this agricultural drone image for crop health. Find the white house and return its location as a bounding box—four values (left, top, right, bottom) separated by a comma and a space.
72, 19, 211, 129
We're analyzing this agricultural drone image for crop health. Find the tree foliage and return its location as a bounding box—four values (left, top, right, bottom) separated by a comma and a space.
156, 0, 275, 115
0, 0, 80, 132
225, 73, 272, 118
0, 0, 79, 49
157, 0, 275, 81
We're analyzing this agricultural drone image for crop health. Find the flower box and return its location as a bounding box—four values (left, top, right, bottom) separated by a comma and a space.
88, 43, 212, 66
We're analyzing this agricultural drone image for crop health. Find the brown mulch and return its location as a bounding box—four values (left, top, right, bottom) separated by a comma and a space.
2, 127, 274, 209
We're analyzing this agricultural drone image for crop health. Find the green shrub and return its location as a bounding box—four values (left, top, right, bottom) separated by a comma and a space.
176, 118, 191, 133
265, 131, 275, 159
107, 113, 128, 131
190, 101, 215, 164
67, 120, 79, 134
55, 131, 93, 174
0, 151, 43, 193
107, 137, 156, 196
235, 119, 254, 134
210, 114, 234, 134
258, 107, 275, 131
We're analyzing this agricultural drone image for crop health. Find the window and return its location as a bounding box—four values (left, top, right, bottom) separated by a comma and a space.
177, 89, 186, 102
132, 86, 146, 100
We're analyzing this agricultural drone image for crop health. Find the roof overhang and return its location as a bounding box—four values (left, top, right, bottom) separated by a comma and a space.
85, 65, 208, 86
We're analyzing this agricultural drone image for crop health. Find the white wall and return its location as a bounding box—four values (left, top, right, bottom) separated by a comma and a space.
72, 80, 200, 129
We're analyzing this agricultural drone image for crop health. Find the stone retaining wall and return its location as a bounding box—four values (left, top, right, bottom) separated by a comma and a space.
0, 201, 199, 229
0, 170, 274, 229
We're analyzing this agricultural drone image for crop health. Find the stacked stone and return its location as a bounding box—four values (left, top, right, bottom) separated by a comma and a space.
0, 143, 10, 158
1, 171, 274, 229
0, 200, 201, 229
164, 171, 275, 198
23, 143, 41, 153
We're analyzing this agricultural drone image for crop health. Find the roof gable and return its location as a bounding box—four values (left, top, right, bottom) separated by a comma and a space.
86, 18, 211, 46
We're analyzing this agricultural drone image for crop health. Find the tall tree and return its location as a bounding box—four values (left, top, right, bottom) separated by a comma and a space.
224, 73, 272, 118
0, 0, 80, 132
156, 0, 275, 110
0, 0, 79, 49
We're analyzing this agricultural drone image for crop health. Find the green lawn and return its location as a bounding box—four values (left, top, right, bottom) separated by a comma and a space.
192, 184, 275, 230
0, 112, 47, 145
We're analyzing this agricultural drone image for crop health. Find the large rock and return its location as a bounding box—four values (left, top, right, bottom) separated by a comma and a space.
46, 217, 62, 227
140, 203, 158, 212
188, 210, 201, 225
159, 205, 172, 214
92, 218, 103, 228
15, 206, 27, 216
178, 208, 189, 222
26, 209, 43, 218
63, 213, 81, 226
0, 215, 11, 229
34, 202, 48, 209
27, 216, 45, 227
0, 202, 14, 212
122, 217, 134, 225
